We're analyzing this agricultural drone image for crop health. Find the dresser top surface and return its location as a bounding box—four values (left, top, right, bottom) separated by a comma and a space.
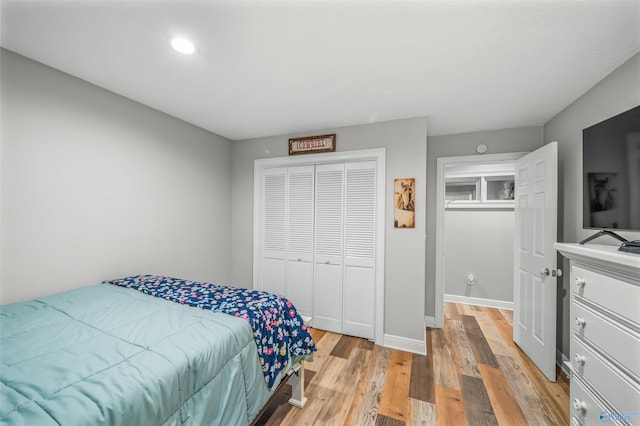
554, 243, 640, 271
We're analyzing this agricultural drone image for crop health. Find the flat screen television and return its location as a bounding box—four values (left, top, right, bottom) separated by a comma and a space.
583, 105, 640, 231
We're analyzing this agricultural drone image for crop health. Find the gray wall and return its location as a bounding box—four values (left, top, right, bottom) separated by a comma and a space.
0, 49, 233, 304
544, 52, 640, 359
444, 209, 514, 303
425, 127, 543, 316
231, 118, 428, 342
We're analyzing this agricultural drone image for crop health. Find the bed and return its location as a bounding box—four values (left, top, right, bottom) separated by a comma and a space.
0, 275, 316, 425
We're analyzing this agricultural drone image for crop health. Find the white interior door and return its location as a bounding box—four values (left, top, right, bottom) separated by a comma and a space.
513, 141, 558, 382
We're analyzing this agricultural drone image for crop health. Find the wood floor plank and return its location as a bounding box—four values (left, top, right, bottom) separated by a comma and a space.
375, 414, 405, 426
309, 327, 326, 343
484, 307, 517, 350
461, 315, 499, 368
431, 327, 460, 389
409, 350, 435, 403
280, 355, 348, 426
455, 303, 474, 316
444, 303, 462, 321
304, 331, 342, 373
434, 385, 467, 426
460, 375, 498, 426
474, 311, 512, 357
446, 319, 480, 378
313, 348, 371, 425
496, 354, 558, 426
330, 334, 358, 359
477, 363, 527, 426
378, 349, 412, 422
345, 345, 392, 426
498, 308, 513, 325
511, 344, 569, 425
359, 339, 376, 351
407, 398, 437, 426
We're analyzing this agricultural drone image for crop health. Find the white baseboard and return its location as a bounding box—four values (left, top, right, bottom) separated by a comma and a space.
444, 294, 513, 310
384, 332, 426, 355
424, 315, 436, 328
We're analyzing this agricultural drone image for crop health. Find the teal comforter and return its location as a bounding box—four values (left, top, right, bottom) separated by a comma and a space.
0, 284, 278, 425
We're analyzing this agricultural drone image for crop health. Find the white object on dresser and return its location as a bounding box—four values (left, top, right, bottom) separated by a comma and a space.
554, 243, 640, 426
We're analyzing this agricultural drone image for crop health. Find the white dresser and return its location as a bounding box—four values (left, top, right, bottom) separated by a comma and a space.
555, 243, 640, 426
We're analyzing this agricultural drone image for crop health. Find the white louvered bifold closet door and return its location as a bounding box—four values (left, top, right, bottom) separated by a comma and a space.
313, 163, 345, 333
286, 166, 315, 319
261, 168, 287, 297
343, 161, 376, 339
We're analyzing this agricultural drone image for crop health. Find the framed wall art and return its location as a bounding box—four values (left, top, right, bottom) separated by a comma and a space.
394, 178, 415, 228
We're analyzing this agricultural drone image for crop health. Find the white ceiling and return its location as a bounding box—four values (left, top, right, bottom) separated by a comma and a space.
1, 0, 639, 141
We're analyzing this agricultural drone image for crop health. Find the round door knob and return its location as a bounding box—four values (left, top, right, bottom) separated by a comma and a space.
572, 398, 587, 413
575, 317, 586, 327
575, 277, 586, 287
574, 353, 586, 365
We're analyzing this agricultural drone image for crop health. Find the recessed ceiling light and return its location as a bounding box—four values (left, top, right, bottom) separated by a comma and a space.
170, 37, 196, 55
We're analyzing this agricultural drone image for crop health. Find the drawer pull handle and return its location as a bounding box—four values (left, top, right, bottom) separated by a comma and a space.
297, 257, 302, 261
572, 398, 587, 413
575, 277, 586, 287
325, 260, 331, 264
574, 353, 586, 365
575, 317, 586, 327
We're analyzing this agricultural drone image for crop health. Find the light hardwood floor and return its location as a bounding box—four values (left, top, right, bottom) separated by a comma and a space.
253, 302, 569, 426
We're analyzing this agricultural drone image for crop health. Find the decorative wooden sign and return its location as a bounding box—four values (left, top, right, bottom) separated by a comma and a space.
289, 134, 336, 155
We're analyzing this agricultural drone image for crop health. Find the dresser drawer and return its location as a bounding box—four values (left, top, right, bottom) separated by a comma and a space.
571, 338, 640, 414
572, 300, 640, 379
571, 265, 640, 325
570, 376, 632, 426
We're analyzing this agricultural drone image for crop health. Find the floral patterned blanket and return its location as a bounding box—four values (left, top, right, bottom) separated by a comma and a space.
107, 275, 316, 388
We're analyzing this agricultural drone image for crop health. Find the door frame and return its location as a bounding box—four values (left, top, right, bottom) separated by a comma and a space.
435, 152, 526, 328
254, 148, 386, 345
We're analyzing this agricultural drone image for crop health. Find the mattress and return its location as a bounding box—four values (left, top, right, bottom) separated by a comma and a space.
0, 284, 285, 425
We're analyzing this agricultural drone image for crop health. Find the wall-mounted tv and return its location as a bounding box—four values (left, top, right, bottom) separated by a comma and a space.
583, 105, 640, 231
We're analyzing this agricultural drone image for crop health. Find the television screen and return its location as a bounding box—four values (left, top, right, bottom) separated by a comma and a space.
583, 105, 640, 231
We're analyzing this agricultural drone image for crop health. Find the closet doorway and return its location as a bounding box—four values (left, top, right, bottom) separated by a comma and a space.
434, 152, 524, 328
253, 148, 386, 345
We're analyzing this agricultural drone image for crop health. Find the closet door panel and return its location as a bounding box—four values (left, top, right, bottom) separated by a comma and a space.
314, 164, 344, 265
343, 161, 376, 338
314, 163, 344, 333
343, 266, 375, 338
263, 259, 286, 297
261, 168, 287, 295
286, 166, 315, 318
287, 261, 313, 317
313, 263, 343, 333
344, 161, 376, 268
